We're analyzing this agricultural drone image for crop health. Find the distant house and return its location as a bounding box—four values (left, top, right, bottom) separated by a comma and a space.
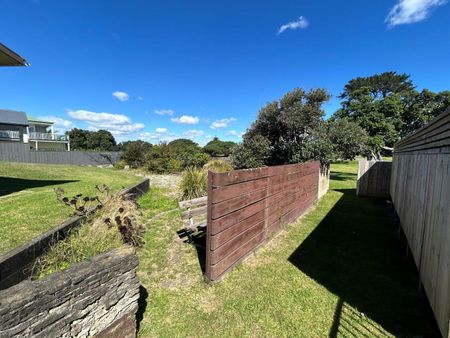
0, 110, 70, 151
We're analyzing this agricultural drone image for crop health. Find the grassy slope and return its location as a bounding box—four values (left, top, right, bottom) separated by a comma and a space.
0, 162, 141, 254
137, 161, 438, 337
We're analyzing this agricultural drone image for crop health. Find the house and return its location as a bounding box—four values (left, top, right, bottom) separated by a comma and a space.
0, 109, 70, 151
0, 43, 29, 66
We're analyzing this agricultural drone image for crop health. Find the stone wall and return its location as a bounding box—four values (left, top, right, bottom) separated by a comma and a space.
0, 246, 140, 338
0, 178, 150, 290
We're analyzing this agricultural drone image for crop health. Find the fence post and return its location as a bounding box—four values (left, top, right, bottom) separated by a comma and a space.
204, 170, 213, 282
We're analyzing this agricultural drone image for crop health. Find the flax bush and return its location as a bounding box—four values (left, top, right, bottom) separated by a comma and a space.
179, 167, 207, 200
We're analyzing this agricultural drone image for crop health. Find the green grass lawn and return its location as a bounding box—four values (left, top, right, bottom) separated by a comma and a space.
136, 160, 439, 337
0, 161, 141, 254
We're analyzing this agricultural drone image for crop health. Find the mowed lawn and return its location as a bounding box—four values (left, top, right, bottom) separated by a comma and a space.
0, 162, 141, 254
136, 161, 439, 337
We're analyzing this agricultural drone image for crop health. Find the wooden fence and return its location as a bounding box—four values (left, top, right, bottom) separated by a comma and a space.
205, 161, 321, 282
0, 142, 120, 165
390, 109, 450, 337
356, 160, 392, 198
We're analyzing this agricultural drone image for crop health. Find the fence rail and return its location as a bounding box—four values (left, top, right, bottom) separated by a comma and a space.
29, 132, 69, 141
390, 109, 450, 338
205, 161, 322, 282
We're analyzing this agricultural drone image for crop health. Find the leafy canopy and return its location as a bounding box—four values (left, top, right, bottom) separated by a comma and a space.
203, 137, 236, 157
232, 88, 368, 169
334, 71, 450, 156
66, 128, 117, 151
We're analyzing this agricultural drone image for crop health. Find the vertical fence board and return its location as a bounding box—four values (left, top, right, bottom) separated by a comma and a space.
390, 109, 450, 338
0, 142, 120, 166
356, 160, 392, 198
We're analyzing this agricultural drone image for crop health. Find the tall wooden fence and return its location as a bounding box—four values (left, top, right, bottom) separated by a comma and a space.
0, 142, 120, 165
205, 161, 321, 282
390, 109, 450, 337
356, 160, 392, 198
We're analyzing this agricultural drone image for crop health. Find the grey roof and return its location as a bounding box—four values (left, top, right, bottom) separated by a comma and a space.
0, 109, 29, 126
0, 43, 29, 66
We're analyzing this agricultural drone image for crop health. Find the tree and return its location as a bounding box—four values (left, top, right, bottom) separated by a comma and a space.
334, 71, 450, 156
66, 128, 89, 150
204, 137, 236, 157
66, 128, 117, 151
401, 89, 450, 137
334, 72, 415, 156
120, 140, 152, 168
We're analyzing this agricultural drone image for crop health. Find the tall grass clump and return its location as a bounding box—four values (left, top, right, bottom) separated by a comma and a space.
33, 194, 144, 279
203, 159, 233, 173
179, 167, 207, 200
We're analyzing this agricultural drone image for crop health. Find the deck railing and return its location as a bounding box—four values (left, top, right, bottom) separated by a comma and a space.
0, 130, 20, 140
29, 132, 69, 141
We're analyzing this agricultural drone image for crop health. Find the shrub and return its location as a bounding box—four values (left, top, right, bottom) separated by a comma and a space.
203, 159, 233, 173
121, 140, 152, 168
179, 167, 207, 200
33, 192, 144, 279
114, 159, 127, 170
145, 141, 210, 173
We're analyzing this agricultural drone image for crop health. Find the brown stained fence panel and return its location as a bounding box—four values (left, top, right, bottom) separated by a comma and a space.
205, 161, 320, 282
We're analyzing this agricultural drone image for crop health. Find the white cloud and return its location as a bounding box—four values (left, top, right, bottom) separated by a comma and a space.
67, 109, 144, 136
112, 91, 129, 102
171, 115, 199, 125
227, 130, 245, 138
68, 110, 130, 124
210, 118, 236, 130
155, 127, 167, 133
277, 16, 309, 35
155, 109, 174, 116
38, 116, 75, 131
386, 0, 447, 27
138, 131, 176, 143
183, 129, 204, 140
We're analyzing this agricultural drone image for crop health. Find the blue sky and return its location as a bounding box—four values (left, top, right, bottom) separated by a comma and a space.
1, 0, 449, 144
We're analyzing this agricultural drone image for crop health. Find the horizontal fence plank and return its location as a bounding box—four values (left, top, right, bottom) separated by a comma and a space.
211, 177, 268, 204
178, 196, 207, 209
180, 205, 207, 220
212, 167, 269, 187
210, 211, 265, 251
209, 231, 266, 281
210, 199, 266, 235
211, 188, 266, 220
206, 161, 321, 282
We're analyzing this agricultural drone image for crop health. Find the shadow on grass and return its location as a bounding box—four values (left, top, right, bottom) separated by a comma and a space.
288, 189, 439, 337
0, 177, 78, 197
330, 172, 357, 182
136, 285, 148, 332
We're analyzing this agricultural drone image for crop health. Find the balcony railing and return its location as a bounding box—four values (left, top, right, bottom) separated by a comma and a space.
29, 132, 69, 141
0, 130, 20, 139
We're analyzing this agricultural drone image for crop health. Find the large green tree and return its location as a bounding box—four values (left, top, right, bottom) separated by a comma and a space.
232, 88, 369, 169
334, 71, 450, 156
67, 128, 117, 151
120, 140, 152, 168
334, 72, 414, 155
